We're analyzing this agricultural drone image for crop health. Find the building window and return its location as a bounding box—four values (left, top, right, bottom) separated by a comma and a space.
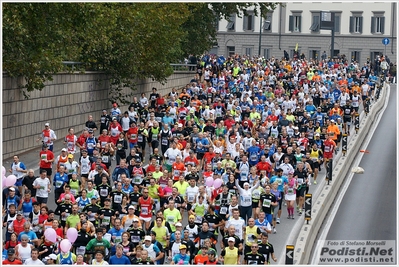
263, 48, 271, 59
310, 14, 320, 32
371, 16, 385, 34
351, 51, 361, 62
227, 46, 235, 57
334, 15, 341, 33
349, 15, 363, 33
289, 14, 302, 32
226, 14, 236, 31
309, 49, 320, 60
263, 13, 273, 32
243, 11, 255, 31
243, 47, 253, 56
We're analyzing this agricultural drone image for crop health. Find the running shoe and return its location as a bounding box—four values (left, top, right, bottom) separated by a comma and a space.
291, 215, 295, 219
284, 202, 287, 206
299, 209, 303, 215
296, 205, 299, 211
273, 228, 277, 234
314, 180, 317, 185
276, 218, 280, 224
287, 215, 291, 219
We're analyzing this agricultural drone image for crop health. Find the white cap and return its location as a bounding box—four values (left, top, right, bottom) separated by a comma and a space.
175, 222, 183, 227
144, 236, 152, 241
47, 254, 57, 260
178, 123, 183, 127
61, 148, 67, 152
45, 123, 50, 126
228, 237, 236, 242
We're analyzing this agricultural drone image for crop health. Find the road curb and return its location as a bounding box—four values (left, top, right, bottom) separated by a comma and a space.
294, 83, 390, 264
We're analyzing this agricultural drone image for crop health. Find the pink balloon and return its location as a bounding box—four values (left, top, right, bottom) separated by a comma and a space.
2, 176, 6, 188
60, 239, 72, 253
66, 228, 78, 243
5, 175, 17, 187
2, 166, 6, 176
44, 228, 57, 243
213, 178, 223, 189
205, 177, 214, 187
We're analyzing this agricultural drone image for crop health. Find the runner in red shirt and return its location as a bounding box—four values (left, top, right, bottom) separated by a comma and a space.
98, 129, 112, 150
256, 155, 272, 176
202, 146, 216, 170
138, 189, 154, 231
2, 249, 22, 265
323, 133, 336, 169
39, 145, 55, 182
64, 128, 78, 154
76, 129, 88, 154
108, 118, 123, 145
126, 122, 139, 149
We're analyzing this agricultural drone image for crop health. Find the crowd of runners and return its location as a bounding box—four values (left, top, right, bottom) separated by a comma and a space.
2, 52, 387, 265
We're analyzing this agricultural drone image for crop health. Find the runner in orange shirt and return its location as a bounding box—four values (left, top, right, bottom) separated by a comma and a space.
172, 156, 185, 182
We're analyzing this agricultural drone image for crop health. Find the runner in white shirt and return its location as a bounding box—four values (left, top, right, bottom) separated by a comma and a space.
225, 209, 246, 240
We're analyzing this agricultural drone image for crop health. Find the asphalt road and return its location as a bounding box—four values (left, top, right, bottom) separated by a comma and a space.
313, 85, 397, 264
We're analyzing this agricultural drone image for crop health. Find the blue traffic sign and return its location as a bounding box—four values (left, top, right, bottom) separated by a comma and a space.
382, 38, 390, 45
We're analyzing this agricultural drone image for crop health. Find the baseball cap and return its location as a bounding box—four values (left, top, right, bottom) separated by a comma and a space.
88, 129, 94, 133
189, 215, 195, 220
175, 222, 183, 227
315, 133, 320, 137
128, 205, 135, 210
9, 187, 15, 192
243, 182, 250, 187
91, 195, 98, 200
330, 119, 335, 123
178, 123, 183, 127
102, 109, 107, 112
48, 254, 57, 260
144, 236, 152, 241
45, 123, 50, 126
61, 148, 67, 152
113, 103, 117, 107
7, 248, 15, 255
228, 237, 236, 242
133, 218, 139, 222
17, 211, 23, 215
68, 154, 74, 159
207, 250, 216, 256
179, 244, 187, 250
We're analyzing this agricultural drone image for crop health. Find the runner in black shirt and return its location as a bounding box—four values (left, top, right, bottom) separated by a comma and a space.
244, 242, 266, 265
257, 233, 277, 264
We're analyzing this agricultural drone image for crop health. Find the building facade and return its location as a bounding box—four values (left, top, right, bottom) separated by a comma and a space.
213, 2, 397, 64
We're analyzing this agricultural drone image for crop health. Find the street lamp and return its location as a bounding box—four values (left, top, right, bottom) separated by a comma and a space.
320, 11, 335, 58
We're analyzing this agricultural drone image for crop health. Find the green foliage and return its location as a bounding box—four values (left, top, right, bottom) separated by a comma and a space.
3, 3, 280, 101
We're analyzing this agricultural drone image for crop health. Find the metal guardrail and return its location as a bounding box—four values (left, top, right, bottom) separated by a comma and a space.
62, 61, 196, 72
170, 63, 197, 72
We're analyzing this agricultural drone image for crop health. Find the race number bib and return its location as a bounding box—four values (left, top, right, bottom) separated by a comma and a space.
141, 207, 149, 215
138, 135, 143, 143
114, 195, 122, 203
161, 138, 168, 146
220, 207, 228, 215
263, 199, 271, 208
100, 189, 108, 197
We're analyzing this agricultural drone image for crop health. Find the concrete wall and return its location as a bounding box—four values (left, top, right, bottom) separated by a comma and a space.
2, 71, 194, 159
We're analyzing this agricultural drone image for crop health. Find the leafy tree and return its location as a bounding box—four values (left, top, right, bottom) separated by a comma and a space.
3, 3, 280, 101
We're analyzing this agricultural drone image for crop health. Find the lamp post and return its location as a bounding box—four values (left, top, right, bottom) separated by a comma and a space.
320, 11, 335, 58
258, 16, 262, 56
